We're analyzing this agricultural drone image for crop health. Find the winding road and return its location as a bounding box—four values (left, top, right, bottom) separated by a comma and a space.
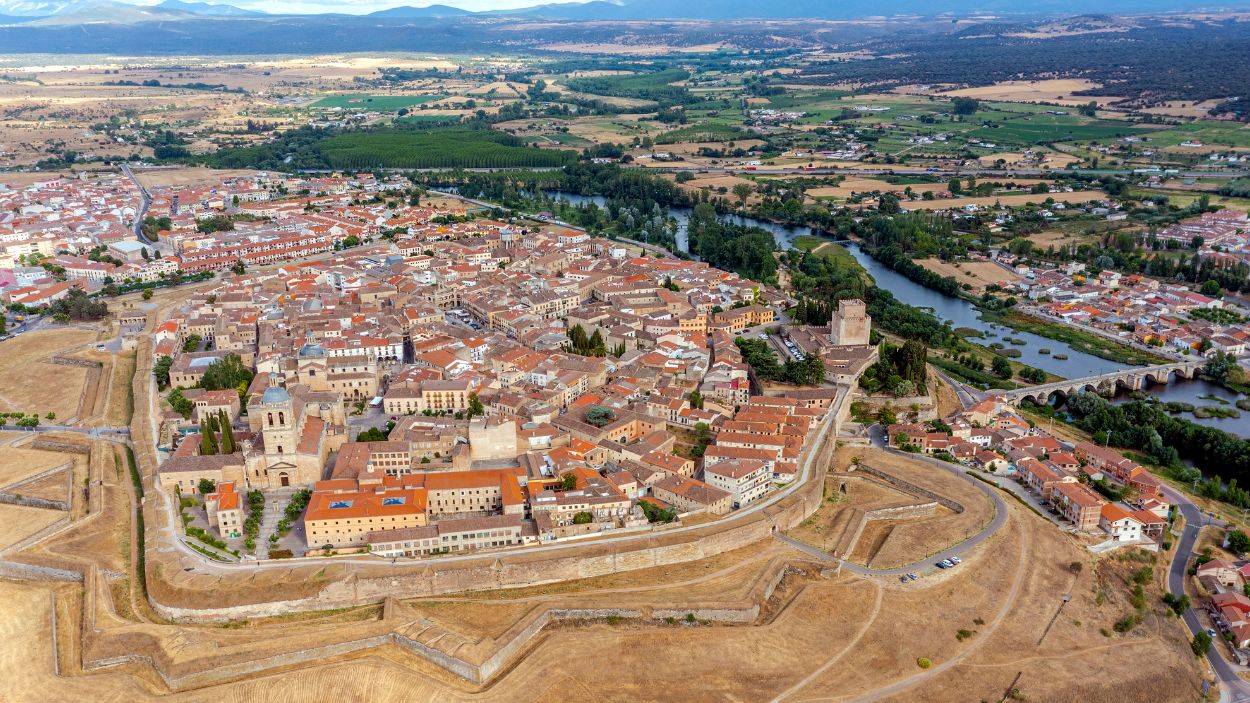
121, 163, 155, 247
1164, 483, 1250, 703
772, 423, 1011, 578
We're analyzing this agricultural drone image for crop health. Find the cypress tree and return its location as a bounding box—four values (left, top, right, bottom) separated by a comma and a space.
199, 418, 218, 456
219, 410, 236, 454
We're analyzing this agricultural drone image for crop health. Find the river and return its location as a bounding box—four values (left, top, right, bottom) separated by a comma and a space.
545, 191, 814, 254
834, 241, 1250, 435
548, 192, 1146, 373
487, 189, 1250, 435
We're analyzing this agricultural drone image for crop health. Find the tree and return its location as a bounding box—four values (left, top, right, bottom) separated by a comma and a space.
218, 409, 236, 454
153, 355, 174, 388
1229, 529, 1250, 555
467, 392, 485, 419
1201, 279, 1223, 297
200, 353, 253, 391
572, 511, 593, 524
167, 387, 193, 418
142, 288, 154, 301
732, 182, 754, 206
1192, 631, 1213, 657
182, 334, 202, 353
692, 421, 713, 458
198, 478, 216, 495
585, 405, 615, 427
356, 427, 387, 442
952, 97, 979, 115
199, 419, 218, 456
562, 473, 578, 490
1078, 101, 1098, 117
1204, 351, 1244, 386
688, 390, 704, 410
992, 355, 1013, 379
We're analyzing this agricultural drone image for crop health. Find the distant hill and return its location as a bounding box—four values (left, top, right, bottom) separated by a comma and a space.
368, 4, 472, 18
3, 0, 1237, 22
25, 0, 195, 24
157, 0, 262, 17
507, 0, 1239, 19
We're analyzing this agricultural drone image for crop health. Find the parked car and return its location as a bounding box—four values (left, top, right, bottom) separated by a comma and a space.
936, 560, 951, 569
907, 573, 918, 581
949, 556, 962, 565
899, 575, 908, 583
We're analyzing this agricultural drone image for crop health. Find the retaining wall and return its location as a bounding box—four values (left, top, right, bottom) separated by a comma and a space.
853, 463, 965, 513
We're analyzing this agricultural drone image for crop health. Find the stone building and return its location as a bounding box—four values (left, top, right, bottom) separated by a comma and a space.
242, 373, 348, 488
829, 299, 870, 346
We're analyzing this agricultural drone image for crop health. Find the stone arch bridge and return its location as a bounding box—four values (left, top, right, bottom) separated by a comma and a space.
999, 360, 1206, 407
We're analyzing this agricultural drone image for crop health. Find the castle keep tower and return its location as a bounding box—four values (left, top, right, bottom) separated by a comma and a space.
829, 299, 870, 346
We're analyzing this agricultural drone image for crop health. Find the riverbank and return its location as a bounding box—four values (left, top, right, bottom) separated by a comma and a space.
976, 307, 1170, 367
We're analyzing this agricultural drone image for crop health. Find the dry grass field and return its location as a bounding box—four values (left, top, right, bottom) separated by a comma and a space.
901, 190, 1106, 212
789, 447, 994, 570
0, 443, 71, 488
938, 79, 1122, 106
0, 491, 1205, 703
0, 503, 64, 549
919, 258, 1021, 291
135, 167, 260, 189
0, 328, 97, 419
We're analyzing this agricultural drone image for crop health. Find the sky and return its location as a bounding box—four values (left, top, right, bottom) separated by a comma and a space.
187, 0, 582, 13
0, 0, 595, 15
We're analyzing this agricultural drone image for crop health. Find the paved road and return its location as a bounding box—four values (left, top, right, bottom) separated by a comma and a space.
773, 426, 1008, 578
0, 423, 130, 439
931, 366, 983, 408
1164, 483, 1250, 703
121, 163, 155, 247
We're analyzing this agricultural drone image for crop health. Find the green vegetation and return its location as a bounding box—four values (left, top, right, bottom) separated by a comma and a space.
564, 68, 693, 106
734, 337, 825, 386
860, 340, 927, 396
655, 122, 755, 145
204, 125, 575, 171
394, 113, 462, 126
687, 202, 777, 283
312, 94, 445, 110
565, 324, 607, 357
979, 309, 1167, 366
640, 499, 677, 523
966, 117, 1149, 146
585, 405, 616, 428
200, 353, 254, 392
317, 128, 575, 169
1063, 392, 1250, 506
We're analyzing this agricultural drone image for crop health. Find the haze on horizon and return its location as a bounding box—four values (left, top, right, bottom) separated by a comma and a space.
0, 0, 596, 15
